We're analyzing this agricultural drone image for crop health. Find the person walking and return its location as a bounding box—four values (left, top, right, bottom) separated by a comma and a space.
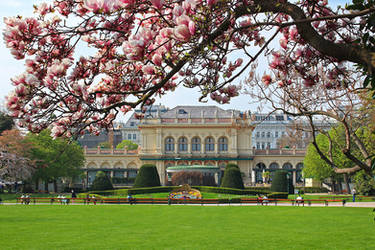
352, 188, 356, 202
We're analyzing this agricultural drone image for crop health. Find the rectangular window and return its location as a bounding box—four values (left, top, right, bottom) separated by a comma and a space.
128, 134, 131, 140
133, 134, 136, 140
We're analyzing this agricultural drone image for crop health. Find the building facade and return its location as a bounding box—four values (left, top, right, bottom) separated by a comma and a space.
83, 106, 307, 187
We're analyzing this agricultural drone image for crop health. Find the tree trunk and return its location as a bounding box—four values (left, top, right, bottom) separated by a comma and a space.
343, 174, 351, 194
332, 179, 337, 193
34, 179, 39, 192
53, 179, 57, 193
44, 181, 48, 193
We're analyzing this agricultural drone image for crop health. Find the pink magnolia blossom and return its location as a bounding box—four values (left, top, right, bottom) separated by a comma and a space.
174, 25, 191, 41
152, 53, 163, 66
142, 65, 155, 75
150, 0, 164, 9
188, 21, 196, 35
262, 75, 272, 85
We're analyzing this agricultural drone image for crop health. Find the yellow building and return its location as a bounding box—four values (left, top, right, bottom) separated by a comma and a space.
84, 106, 306, 187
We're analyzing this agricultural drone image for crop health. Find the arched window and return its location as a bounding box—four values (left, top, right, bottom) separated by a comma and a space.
218, 137, 228, 152
269, 162, 279, 170
165, 137, 174, 152
205, 137, 215, 152
255, 163, 266, 183
282, 163, 293, 170
178, 137, 188, 152
191, 137, 201, 152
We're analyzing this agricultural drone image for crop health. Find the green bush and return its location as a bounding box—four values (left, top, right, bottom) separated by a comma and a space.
111, 177, 127, 184
300, 187, 329, 194
229, 198, 241, 203
221, 166, 244, 189
134, 164, 161, 188
353, 171, 375, 195
268, 192, 288, 199
271, 171, 288, 192
193, 186, 269, 195
128, 186, 174, 195
91, 171, 113, 191
226, 163, 239, 169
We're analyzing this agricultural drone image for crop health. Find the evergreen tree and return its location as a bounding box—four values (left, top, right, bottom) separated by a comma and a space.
221, 164, 244, 189
91, 171, 113, 191
271, 171, 288, 193
134, 164, 161, 188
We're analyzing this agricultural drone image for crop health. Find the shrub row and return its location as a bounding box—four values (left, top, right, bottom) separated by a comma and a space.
86, 186, 274, 197
192, 186, 270, 195
299, 187, 329, 194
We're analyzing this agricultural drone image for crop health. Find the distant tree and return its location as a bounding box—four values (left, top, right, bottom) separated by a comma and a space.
0, 112, 14, 135
116, 140, 138, 150
221, 164, 244, 189
171, 171, 203, 186
0, 129, 35, 183
134, 164, 160, 188
98, 141, 111, 149
91, 171, 113, 191
26, 130, 84, 192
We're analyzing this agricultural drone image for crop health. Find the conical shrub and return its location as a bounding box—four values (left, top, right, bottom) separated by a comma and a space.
134, 164, 161, 188
221, 165, 244, 189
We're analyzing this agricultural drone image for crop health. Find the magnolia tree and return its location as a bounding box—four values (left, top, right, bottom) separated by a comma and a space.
0, 130, 35, 182
3, 0, 375, 137
245, 66, 375, 176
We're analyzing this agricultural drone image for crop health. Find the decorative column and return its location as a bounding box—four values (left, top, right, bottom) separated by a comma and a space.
293, 171, 297, 185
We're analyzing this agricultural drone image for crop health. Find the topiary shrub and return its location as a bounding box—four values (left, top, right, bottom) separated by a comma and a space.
134, 164, 161, 188
226, 163, 239, 169
221, 166, 244, 189
91, 171, 113, 191
271, 171, 288, 192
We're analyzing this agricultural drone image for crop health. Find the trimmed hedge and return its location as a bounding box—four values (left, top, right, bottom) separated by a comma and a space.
271, 171, 288, 192
268, 192, 288, 199
226, 163, 239, 169
221, 166, 244, 189
299, 187, 329, 194
85, 186, 273, 197
134, 164, 161, 188
91, 171, 113, 191
193, 186, 269, 195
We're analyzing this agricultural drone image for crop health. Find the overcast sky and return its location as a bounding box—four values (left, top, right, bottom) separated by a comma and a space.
0, 0, 350, 121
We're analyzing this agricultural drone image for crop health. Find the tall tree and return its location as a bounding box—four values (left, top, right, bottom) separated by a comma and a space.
3, 1, 375, 137
0, 129, 35, 183
116, 140, 138, 150
0, 112, 14, 135
26, 130, 84, 192
246, 71, 375, 177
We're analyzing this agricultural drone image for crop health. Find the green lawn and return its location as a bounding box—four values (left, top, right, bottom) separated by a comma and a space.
0, 205, 374, 249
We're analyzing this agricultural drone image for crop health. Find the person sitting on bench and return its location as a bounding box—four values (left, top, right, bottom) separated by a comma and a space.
296, 195, 304, 206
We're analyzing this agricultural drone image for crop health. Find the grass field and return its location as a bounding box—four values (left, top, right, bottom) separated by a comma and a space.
0, 205, 374, 249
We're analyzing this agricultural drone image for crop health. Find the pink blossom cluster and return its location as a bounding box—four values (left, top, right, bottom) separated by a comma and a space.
210, 85, 239, 104
2, 0, 363, 138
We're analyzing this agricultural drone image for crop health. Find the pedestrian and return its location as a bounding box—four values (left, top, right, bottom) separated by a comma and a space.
71, 190, 77, 203
20, 194, 25, 204
92, 195, 97, 205
352, 188, 356, 202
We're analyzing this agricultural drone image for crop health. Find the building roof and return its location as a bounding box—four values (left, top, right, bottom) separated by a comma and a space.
159, 106, 241, 119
